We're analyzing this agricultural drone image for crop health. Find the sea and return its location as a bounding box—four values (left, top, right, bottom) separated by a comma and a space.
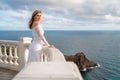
0, 30, 120, 80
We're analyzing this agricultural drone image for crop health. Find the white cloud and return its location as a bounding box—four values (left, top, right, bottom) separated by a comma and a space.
104, 14, 120, 23
6, 10, 30, 19
0, 0, 120, 30
42, 0, 85, 8
0, 9, 31, 30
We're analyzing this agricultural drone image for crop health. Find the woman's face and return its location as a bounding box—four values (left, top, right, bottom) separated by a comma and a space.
34, 13, 42, 21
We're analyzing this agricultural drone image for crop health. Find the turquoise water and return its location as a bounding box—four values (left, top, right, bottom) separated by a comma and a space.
0, 30, 120, 80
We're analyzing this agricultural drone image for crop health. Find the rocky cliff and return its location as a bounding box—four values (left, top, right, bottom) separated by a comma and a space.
64, 52, 98, 71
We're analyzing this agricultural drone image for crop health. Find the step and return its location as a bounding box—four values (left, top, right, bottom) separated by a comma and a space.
0, 67, 18, 80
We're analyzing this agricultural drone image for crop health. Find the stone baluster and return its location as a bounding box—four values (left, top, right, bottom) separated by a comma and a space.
0, 46, 3, 63
44, 55, 48, 62
40, 51, 44, 62
13, 46, 19, 66
8, 46, 13, 64
3, 45, 8, 63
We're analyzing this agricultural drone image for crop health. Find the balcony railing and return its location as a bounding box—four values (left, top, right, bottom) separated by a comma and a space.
0, 37, 32, 71
0, 37, 66, 71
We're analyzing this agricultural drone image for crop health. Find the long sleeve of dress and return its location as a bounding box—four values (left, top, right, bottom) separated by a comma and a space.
35, 26, 50, 46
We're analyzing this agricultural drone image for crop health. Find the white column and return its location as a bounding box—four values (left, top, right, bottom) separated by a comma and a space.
18, 37, 32, 70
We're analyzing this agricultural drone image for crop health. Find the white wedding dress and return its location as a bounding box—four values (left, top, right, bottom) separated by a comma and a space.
27, 24, 50, 63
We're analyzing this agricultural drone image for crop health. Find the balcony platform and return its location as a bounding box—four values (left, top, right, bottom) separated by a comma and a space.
12, 62, 83, 80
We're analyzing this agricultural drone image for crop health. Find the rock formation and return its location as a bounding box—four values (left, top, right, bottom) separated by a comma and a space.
64, 52, 98, 71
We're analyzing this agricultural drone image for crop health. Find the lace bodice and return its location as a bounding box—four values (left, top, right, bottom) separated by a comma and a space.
31, 24, 50, 46
32, 24, 44, 39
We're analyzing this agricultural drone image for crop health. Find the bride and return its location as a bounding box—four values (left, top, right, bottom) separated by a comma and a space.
27, 10, 54, 62
27, 10, 65, 62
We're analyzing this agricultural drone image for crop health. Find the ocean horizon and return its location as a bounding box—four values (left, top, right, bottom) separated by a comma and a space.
0, 30, 120, 80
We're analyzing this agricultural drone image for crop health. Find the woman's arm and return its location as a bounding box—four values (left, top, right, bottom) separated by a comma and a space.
36, 27, 50, 46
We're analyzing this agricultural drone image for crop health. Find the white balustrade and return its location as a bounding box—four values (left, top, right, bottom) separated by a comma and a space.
41, 46, 66, 62
0, 37, 65, 71
0, 37, 32, 71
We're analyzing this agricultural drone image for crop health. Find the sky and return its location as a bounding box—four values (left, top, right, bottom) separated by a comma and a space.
0, 0, 120, 31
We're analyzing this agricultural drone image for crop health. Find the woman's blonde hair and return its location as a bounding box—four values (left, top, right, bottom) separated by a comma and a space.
28, 10, 42, 29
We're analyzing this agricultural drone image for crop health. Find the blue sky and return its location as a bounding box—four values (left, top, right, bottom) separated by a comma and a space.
0, 0, 120, 30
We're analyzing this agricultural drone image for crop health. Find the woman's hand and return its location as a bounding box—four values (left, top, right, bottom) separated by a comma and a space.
43, 44, 46, 46
49, 45, 55, 48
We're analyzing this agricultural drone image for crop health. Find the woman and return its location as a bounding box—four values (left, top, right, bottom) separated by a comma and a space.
27, 10, 54, 62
